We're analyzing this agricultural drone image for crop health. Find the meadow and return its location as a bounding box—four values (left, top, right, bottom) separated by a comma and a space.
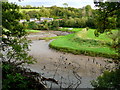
20, 9, 40, 12
49, 28, 118, 59
58, 27, 84, 32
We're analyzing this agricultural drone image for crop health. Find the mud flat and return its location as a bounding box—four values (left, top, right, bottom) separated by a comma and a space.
28, 39, 114, 88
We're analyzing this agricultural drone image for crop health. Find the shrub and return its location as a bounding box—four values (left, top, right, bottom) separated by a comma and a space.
91, 69, 120, 89
2, 61, 45, 90
27, 22, 39, 29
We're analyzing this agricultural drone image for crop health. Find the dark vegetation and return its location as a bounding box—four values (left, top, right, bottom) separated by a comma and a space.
2, 61, 45, 90
23, 20, 59, 30
21, 4, 120, 31
91, 69, 120, 89
90, 1, 120, 89
21, 5, 97, 29
2, 2, 46, 89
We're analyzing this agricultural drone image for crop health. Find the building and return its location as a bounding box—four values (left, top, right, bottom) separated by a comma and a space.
55, 19, 63, 21
19, 17, 53, 23
40, 17, 53, 21
19, 20, 27, 23
30, 18, 37, 22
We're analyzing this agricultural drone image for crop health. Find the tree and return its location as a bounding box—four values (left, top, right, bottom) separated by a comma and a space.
81, 7, 86, 17
1, 2, 48, 90
63, 3, 68, 8
91, 70, 120, 89
35, 14, 40, 20
25, 14, 30, 21
25, 5, 32, 9
93, 0, 120, 53
85, 5, 92, 17
86, 17, 95, 28
40, 8, 50, 17
94, 0, 120, 35
28, 22, 38, 30
2, 2, 35, 65
91, 0, 120, 89
1, 2, 61, 90
26, 10, 38, 18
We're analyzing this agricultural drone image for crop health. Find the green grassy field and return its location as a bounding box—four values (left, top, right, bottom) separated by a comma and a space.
39, 36, 64, 41
20, 9, 40, 12
25, 29, 41, 33
49, 28, 118, 59
58, 27, 84, 32
75, 29, 113, 43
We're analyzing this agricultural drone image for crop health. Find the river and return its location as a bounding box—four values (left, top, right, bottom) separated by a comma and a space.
27, 31, 113, 88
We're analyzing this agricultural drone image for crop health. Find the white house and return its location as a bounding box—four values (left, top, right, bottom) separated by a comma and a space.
19, 19, 27, 23
29, 18, 37, 22
40, 17, 53, 21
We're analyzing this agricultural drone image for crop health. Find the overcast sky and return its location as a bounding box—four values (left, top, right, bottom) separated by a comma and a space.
9, 0, 96, 8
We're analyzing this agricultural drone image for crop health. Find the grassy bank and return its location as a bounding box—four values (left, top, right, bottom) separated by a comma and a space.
49, 29, 118, 59
39, 36, 64, 41
58, 27, 83, 32
25, 29, 41, 33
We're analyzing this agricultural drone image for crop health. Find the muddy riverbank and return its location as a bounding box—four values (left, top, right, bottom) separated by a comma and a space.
27, 30, 71, 40
27, 31, 114, 88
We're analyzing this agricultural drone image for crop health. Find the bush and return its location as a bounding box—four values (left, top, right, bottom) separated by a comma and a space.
27, 22, 39, 29
2, 61, 45, 90
91, 69, 120, 89
24, 20, 60, 30
59, 17, 95, 28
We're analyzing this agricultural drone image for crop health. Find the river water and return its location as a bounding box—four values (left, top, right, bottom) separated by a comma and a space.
27, 31, 113, 88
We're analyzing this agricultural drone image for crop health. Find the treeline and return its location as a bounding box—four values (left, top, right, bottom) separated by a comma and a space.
59, 17, 95, 28
23, 20, 59, 30
23, 18, 95, 30
20, 5, 44, 9
22, 5, 94, 19
21, 5, 119, 29
21, 5, 96, 29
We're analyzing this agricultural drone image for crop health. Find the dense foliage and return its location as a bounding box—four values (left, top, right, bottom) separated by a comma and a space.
21, 5, 96, 29
91, 69, 120, 89
21, 3, 120, 29
23, 20, 59, 30
2, 61, 45, 90
2, 2, 35, 64
2, 2, 45, 89
21, 5, 93, 19
94, 1, 120, 35
94, 0, 120, 58
91, 0, 120, 89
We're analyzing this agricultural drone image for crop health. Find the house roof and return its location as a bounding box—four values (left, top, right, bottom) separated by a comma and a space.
55, 19, 63, 20
19, 20, 27, 23
40, 17, 53, 20
30, 18, 37, 20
